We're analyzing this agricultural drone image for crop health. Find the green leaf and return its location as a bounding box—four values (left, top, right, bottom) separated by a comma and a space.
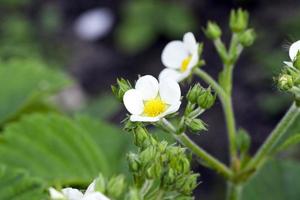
0, 167, 47, 200
243, 159, 300, 200
0, 113, 131, 187
0, 58, 70, 125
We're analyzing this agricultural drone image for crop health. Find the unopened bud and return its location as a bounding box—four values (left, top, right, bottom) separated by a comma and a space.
146, 162, 162, 179
107, 175, 125, 198
133, 126, 149, 148
111, 78, 132, 101
186, 83, 203, 103
127, 153, 140, 172
140, 146, 157, 165
125, 188, 141, 200
197, 87, 216, 109
278, 74, 293, 91
229, 8, 249, 33
95, 173, 106, 193
239, 29, 256, 47
186, 118, 207, 133
204, 21, 222, 40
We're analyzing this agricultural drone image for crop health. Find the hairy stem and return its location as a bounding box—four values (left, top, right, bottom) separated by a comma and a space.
245, 103, 300, 171
161, 118, 232, 179
193, 68, 237, 163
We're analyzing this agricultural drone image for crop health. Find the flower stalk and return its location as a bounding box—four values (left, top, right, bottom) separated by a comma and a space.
244, 103, 300, 172
160, 118, 233, 179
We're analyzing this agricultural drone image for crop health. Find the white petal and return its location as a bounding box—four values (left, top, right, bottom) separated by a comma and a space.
62, 188, 84, 200
161, 41, 189, 69
187, 47, 199, 71
135, 75, 159, 100
85, 180, 96, 194
159, 79, 181, 104
83, 192, 110, 200
159, 68, 183, 82
130, 115, 160, 122
123, 89, 144, 115
159, 102, 181, 117
183, 32, 197, 53
289, 40, 300, 61
49, 188, 65, 199
284, 61, 293, 68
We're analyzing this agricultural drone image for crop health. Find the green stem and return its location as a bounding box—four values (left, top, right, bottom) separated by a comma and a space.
194, 68, 238, 163
245, 103, 300, 171
226, 182, 243, 200
161, 118, 233, 179
193, 68, 227, 100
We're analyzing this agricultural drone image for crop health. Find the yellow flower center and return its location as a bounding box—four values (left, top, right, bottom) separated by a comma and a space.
143, 98, 167, 117
180, 56, 192, 72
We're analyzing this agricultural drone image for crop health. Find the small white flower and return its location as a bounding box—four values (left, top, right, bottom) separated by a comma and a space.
159, 32, 199, 82
123, 75, 181, 122
284, 40, 300, 68
49, 180, 110, 200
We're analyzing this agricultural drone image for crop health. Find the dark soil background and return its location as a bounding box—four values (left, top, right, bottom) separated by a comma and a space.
1, 0, 300, 199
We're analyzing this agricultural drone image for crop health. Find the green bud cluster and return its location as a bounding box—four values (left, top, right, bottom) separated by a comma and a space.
94, 173, 126, 199
276, 66, 300, 106
204, 21, 222, 40
186, 84, 216, 110
277, 73, 294, 91
229, 8, 249, 33
111, 78, 132, 101
127, 126, 199, 198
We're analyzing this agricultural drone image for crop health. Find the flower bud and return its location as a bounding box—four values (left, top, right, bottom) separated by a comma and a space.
238, 29, 256, 47
95, 173, 106, 193
107, 175, 125, 198
111, 78, 132, 101
204, 21, 222, 40
197, 87, 216, 109
293, 51, 300, 70
186, 118, 207, 133
125, 188, 141, 200
140, 146, 157, 166
127, 153, 140, 172
186, 83, 203, 103
278, 74, 294, 91
133, 126, 149, 148
180, 174, 199, 195
229, 9, 249, 33
146, 162, 162, 179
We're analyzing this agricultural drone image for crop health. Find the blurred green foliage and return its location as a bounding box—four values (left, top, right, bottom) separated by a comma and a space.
116, 0, 196, 53
0, 167, 46, 200
243, 159, 300, 200
0, 58, 70, 125
0, 113, 131, 186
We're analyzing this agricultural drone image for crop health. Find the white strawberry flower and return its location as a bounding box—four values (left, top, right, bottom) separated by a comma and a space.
159, 32, 199, 82
123, 75, 181, 122
49, 180, 110, 200
284, 40, 300, 68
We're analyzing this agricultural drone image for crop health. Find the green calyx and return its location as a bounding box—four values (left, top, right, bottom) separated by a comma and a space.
229, 8, 249, 33
111, 78, 132, 101
238, 29, 256, 47
204, 21, 222, 40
